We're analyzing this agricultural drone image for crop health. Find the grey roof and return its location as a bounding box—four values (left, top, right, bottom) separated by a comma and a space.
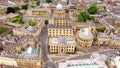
15, 20, 43, 33
112, 35, 120, 41
98, 33, 111, 38
18, 46, 40, 60
54, 17, 69, 20
71, 21, 95, 27
49, 37, 76, 45
47, 24, 73, 29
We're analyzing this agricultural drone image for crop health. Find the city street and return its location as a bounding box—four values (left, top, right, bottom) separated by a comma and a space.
39, 26, 56, 68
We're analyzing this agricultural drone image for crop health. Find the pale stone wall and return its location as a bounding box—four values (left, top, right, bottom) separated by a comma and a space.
49, 44, 75, 54
16, 59, 41, 68
76, 35, 93, 47
97, 38, 111, 45
48, 28, 73, 37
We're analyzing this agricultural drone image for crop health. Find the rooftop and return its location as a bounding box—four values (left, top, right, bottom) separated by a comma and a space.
47, 24, 72, 29
58, 53, 108, 68
98, 33, 111, 38
18, 45, 40, 60
56, 4, 63, 9
110, 56, 120, 68
77, 28, 93, 40
49, 37, 76, 45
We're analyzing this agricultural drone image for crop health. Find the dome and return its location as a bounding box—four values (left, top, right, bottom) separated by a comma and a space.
77, 28, 93, 40
56, 4, 63, 9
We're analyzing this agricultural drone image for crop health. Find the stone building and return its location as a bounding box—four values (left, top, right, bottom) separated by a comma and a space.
48, 24, 73, 37
0, 7, 7, 16
0, 37, 41, 68
13, 20, 45, 37
108, 56, 120, 68
47, 3, 73, 37
76, 28, 93, 47
111, 35, 120, 47
47, 3, 75, 54
97, 33, 111, 45
97, 33, 120, 47
49, 37, 76, 54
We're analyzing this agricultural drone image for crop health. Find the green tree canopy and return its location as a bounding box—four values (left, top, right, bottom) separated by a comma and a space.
36, 0, 40, 5
13, 14, 23, 24
46, 0, 52, 3
67, 0, 69, 5
45, 20, 49, 25
30, 20, 36, 27
88, 5, 98, 14
22, 4, 28, 10
13, 6, 20, 12
30, 4, 36, 8
24, 0, 29, 2
77, 11, 93, 22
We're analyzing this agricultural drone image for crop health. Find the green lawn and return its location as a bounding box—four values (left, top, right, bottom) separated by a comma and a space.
0, 26, 8, 34
36, 14, 44, 16
96, 27, 106, 33
114, 26, 119, 30
12, 14, 23, 24
30, 20, 36, 27
7, 31, 12, 34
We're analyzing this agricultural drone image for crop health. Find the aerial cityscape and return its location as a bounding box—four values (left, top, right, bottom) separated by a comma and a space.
0, 0, 120, 68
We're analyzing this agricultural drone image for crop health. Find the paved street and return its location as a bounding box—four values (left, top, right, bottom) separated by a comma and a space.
39, 26, 56, 68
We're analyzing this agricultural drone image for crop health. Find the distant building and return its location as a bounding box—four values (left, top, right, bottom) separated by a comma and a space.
13, 20, 45, 37
97, 33, 111, 45
0, 37, 41, 68
58, 53, 108, 68
108, 56, 120, 68
97, 33, 120, 47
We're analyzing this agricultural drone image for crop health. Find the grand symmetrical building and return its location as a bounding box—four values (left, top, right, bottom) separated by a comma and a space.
49, 37, 76, 54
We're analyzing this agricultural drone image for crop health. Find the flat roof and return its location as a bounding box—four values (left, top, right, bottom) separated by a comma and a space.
98, 33, 111, 38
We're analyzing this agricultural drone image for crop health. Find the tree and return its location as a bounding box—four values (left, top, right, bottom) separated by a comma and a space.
13, 6, 20, 12
45, 20, 48, 25
13, 14, 23, 24
46, 0, 52, 3
24, 0, 29, 2
67, 0, 69, 5
21, 48, 26, 51
22, 4, 28, 10
36, 0, 40, 5
30, 4, 35, 8
7, 7, 15, 14
30, 20, 36, 27
77, 11, 92, 22
88, 5, 98, 14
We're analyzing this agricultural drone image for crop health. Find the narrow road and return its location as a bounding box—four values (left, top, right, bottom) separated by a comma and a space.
39, 26, 56, 68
